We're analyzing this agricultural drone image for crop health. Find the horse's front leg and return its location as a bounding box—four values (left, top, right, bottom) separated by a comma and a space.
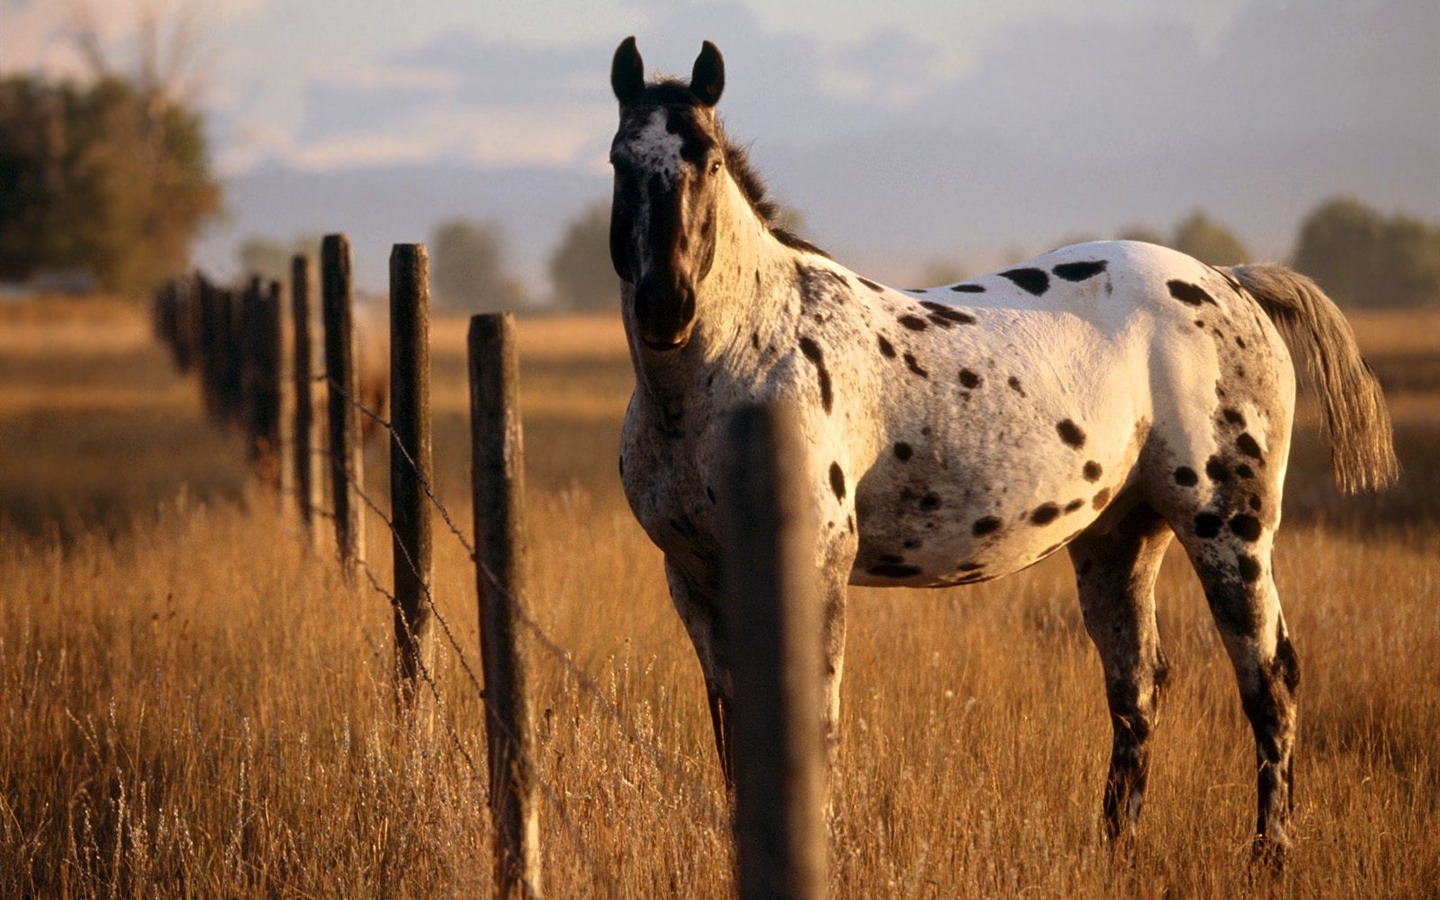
818, 551, 850, 778
664, 556, 736, 786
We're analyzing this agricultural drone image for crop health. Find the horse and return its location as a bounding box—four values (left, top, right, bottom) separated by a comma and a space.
607, 36, 1397, 862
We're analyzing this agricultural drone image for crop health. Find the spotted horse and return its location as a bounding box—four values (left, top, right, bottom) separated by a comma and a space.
608, 37, 1398, 863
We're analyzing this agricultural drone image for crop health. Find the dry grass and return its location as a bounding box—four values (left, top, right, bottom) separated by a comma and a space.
2, 298, 1437, 897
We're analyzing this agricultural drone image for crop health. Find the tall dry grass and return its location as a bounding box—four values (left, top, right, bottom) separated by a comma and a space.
1, 299, 1437, 897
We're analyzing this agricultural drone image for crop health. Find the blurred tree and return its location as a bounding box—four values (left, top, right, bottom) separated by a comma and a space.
914, 259, 968, 289
548, 202, 618, 311
0, 74, 220, 294
1171, 210, 1251, 265
1292, 197, 1440, 309
429, 218, 527, 313
239, 234, 323, 284
0, 2, 220, 295
1116, 224, 1167, 246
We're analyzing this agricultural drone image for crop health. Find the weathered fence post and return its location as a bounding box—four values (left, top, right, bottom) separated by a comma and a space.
322, 233, 366, 583
468, 313, 541, 899
197, 276, 225, 423
723, 403, 827, 900
291, 255, 316, 532
241, 276, 262, 449
223, 286, 246, 427
389, 244, 434, 714
249, 278, 283, 489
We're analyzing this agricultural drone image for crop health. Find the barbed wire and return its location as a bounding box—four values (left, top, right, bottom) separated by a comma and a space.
321, 374, 478, 559
318, 375, 728, 821
157, 302, 728, 886
343, 467, 624, 895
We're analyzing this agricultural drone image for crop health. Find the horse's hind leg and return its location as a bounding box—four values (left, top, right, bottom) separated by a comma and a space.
1173, 521, 1299, 863
1067, 501, 1174, 842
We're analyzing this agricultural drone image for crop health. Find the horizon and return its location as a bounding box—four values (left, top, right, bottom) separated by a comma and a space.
4, 0, 1437, 293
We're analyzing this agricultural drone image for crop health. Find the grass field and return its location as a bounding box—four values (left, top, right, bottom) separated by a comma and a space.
1, 297, 1437, 897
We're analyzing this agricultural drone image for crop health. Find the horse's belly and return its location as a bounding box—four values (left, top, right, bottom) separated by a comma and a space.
848, 414, 1140, 588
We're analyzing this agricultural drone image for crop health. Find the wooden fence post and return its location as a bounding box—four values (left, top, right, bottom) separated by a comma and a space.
223, 286, 246, 428
241, 276, 262, 450
389, 244, 434, 713
197, 276, 224, 423
250, 279, 284, 489
322, 233, 365, 583
468, 313, 541, 899
291, 255, 316, 532
723, 402, 827, 900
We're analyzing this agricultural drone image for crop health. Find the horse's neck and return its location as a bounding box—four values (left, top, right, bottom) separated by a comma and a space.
695, 182, 807, 356
632, 180, 805, 404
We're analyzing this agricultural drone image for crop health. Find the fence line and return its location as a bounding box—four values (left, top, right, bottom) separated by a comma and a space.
151, 240, 755, 897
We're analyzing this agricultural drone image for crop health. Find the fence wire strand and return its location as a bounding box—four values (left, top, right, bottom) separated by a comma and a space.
158, 279, 727, 893
331, 384, 727, 823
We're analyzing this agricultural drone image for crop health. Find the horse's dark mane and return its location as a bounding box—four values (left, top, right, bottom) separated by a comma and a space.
633, 79, 829, 258
723, 139, 829, 257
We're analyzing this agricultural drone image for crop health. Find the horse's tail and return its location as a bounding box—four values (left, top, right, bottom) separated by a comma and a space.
1227, 264, 1399, 493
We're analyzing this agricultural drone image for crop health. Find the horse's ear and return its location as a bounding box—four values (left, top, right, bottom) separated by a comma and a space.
690, 40, 724, 107
612, 36, 645, 106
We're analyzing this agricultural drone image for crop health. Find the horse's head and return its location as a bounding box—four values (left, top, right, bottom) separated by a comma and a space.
609, 37, 727, 352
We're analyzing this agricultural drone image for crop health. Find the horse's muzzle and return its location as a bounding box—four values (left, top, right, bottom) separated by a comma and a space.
635, 279, 697, 351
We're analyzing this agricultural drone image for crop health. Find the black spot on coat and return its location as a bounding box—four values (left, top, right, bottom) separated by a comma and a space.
904, 353, 928, 378
797, 336, 833, 413
1236, 433, 1264, 460
1194, 513, 1224, 538
1167, 280, 1215, 307
972, 516, 1002, 537
893, 442, 913, 461
829, 462, 846, 501
1052, 260, 1108, 282
897, 314, 929, 331
1000, 267, 1050, 296
1237, 554, 1263, 583
797, 264, 850, 307
1082, 461, 1102, 481
951, 283, 985, 293
958, 368, 981, 389
919, 492, 942, 512
1030, 503, 1060, 526
869, 563, 921, 578
1056, 419, 1087, 449
1174, 466, 1199, 487
919, 301, 976, 325
1205, 456, 1230, 482
1007, 376, 1026, 396
1229, 514, 1262, 542
877, 335, 897, 358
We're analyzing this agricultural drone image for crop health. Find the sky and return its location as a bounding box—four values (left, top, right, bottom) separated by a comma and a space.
4, 0, 1438, 292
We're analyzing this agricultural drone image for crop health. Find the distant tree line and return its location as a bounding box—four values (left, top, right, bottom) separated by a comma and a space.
1117, 202, 1440, 308
239, 197, 1439, 315
1291, 198, 1440, 309
0, 74, 220, 295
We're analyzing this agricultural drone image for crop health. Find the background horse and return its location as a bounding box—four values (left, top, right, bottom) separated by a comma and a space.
607, 37, 1397, 862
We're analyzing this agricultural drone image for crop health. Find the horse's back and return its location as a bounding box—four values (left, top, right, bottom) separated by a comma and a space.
848, 241, 1297, 586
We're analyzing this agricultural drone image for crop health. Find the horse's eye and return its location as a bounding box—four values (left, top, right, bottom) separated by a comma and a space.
708, 159, 722, 177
